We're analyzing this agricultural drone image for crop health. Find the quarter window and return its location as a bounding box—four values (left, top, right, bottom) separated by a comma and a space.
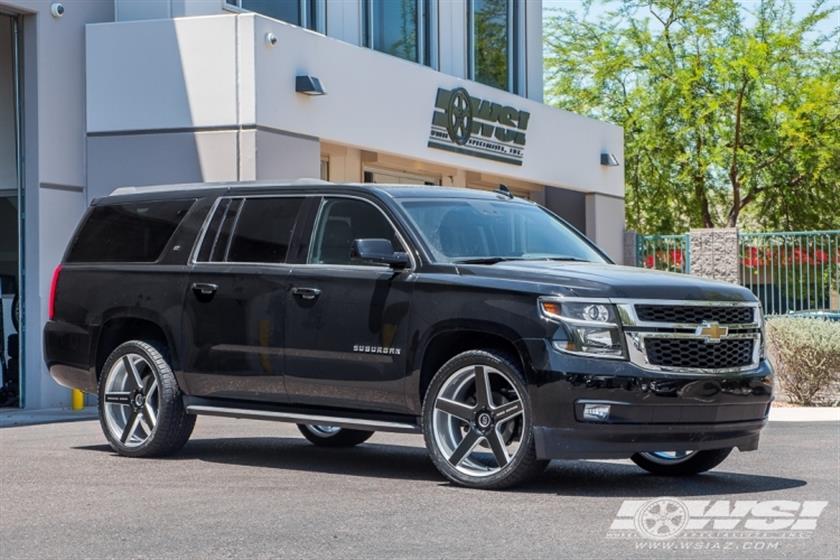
66, 200, 195, 263
198, 197, 305, 264
309, 199, 403, 266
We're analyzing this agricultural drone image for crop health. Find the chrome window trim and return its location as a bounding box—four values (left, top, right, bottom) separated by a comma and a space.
191, 193, 417, 271
302, 194, 417, 272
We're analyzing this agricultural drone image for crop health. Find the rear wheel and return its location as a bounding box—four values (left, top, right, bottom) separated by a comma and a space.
631, 448, 733, 475
422, 349, 547, 489
296, 424, 374, 447
98, 340, 195, 457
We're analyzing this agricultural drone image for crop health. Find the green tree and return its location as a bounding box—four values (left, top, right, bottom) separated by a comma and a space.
545, 0, 840, 233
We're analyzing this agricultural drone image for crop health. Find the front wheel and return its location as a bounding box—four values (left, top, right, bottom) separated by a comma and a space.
422, 350, 548, 490
296, 424, 374, 447
631, 448, 733, 475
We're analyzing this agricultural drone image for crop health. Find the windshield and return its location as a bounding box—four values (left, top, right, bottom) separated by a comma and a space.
398, 198, 607, 264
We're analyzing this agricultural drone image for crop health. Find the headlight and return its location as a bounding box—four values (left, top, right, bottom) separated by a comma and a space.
539, 298, 626, 359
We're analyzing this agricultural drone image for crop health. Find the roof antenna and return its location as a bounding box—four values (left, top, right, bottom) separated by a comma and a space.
497, 184, 514, 199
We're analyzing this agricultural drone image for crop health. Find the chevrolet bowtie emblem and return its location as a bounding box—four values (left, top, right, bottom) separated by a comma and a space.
696, 321, 728, 344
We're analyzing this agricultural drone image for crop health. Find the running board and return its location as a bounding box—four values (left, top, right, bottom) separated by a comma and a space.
186, 404, 421, 434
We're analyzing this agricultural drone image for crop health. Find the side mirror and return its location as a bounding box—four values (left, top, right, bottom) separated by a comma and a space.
350, 239, 410, 269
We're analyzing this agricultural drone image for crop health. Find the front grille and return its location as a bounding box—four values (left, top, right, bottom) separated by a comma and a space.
636, 305, 754, 325
645, 338, 754, 369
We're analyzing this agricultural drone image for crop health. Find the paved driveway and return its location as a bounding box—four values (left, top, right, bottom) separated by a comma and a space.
1, 417, 838, 559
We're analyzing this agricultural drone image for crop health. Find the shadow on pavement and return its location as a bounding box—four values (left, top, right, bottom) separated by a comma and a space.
75, 435, 807, 497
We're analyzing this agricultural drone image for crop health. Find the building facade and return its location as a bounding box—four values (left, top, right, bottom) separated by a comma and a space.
0, 0, 623, 410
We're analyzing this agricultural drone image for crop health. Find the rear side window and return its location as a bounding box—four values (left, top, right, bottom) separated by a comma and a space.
197, 197, 305, 263
66, 199, 195, 263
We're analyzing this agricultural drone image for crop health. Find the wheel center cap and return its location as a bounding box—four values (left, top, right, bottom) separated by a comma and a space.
133, 393, 145, 407
477, 412, 492, 429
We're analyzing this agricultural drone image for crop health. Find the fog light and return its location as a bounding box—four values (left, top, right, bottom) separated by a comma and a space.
582, 403, 611, 422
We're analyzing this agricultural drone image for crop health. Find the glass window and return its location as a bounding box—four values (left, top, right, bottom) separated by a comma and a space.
470, 0, 512, 91
228, 0, 319, 30
226, 198, 305, 263
67, 200, 195, 263
309, 198, 403, 266
399, 199, 607, 263
368, 0, 419, 62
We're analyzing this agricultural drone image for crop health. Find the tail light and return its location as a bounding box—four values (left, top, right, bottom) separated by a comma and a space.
48, 264, 62, 320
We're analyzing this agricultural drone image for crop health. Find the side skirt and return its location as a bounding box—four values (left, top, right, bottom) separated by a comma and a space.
183, 397, 421, 434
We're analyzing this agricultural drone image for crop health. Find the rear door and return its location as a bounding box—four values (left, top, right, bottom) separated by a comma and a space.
284, 196, 414, 413
180, 195, 314, 403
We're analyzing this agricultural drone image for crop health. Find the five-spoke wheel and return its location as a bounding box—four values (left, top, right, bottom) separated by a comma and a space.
631, 448, 732, 475
98, 340, 194, 457
423, 350, 547, 489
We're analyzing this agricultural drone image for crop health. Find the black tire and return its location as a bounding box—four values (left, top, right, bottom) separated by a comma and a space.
98, 340, 195, 457
422, 349, 548, 490
296, 424, 374, 447
631, 448, 733, 476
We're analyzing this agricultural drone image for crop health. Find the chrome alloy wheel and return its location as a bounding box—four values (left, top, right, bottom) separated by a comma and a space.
102, 353, 159, 448
306, 425, 342, 437
639, 450, 697, 465
431, 365, 525, 477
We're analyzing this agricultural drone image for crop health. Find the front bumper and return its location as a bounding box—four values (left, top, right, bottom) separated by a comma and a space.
518, 338, 774, 460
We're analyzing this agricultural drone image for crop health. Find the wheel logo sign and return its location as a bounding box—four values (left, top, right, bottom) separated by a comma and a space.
634, 498, 690, 540
445, 88, 473, 146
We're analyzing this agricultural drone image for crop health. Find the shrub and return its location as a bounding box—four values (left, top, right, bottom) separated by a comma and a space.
765, 317, 840, 406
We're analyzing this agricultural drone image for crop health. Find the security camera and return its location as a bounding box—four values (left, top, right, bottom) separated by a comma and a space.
50, 3, 65, 18
265, 32, 278, 47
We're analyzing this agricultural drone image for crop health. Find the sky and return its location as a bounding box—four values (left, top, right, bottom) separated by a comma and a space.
543, 0, 840, 39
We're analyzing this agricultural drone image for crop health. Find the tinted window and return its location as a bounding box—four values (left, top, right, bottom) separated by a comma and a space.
199, 197, 304, 263
309, 199, 403, 266
370, 0, 418, 62
238, 0, 301, 25
67, 200, 194, 263
472, 0, 511, 90
400, 199, 606, 263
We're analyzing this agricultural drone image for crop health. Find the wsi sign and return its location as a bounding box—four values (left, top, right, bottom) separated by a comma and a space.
428, 87, 530, 166
607, 498, 829, 550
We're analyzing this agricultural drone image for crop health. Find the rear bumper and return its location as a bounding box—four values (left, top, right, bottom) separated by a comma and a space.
519, 338, 774, 460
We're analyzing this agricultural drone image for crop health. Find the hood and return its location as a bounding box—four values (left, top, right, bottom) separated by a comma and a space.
457, 261, 756, 302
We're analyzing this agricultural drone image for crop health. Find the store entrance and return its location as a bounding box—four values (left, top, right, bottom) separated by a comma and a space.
0, 13, 21, 408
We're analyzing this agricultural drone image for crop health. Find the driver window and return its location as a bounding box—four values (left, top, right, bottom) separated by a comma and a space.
309, 198, 403, 265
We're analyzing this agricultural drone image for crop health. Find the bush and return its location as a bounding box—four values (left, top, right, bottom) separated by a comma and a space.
765, 317, 840, 406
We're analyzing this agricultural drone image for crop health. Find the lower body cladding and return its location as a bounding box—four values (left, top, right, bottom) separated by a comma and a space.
518, 338, 774, 460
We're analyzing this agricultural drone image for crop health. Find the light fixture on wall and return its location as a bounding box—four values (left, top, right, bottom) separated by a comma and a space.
295, 75, 326, 96
600, 153, 620, 167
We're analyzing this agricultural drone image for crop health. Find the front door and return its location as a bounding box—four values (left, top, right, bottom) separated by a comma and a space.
284, 196, 414, 413
181, 195, 311, 403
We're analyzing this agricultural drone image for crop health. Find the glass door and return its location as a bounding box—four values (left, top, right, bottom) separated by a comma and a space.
0, 13, 21, 408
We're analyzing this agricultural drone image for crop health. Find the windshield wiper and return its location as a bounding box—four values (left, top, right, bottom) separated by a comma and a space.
538, 256, 592, 263
453, 257, 525, 265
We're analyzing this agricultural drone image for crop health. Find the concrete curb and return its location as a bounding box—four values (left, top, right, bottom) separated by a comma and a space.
768, 407, 840, 422
0, 407, 98, 428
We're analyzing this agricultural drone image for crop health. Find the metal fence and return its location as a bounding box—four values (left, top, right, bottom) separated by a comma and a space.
636, 234, 690, 274
740, 230, 840, 315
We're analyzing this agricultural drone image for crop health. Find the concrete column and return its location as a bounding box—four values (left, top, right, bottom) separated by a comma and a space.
623, 230, 638, 267
584, 192, 625, 264
689, 228, 740, 284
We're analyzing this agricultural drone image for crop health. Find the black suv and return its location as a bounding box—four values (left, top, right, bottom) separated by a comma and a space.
45, 181, 773, 489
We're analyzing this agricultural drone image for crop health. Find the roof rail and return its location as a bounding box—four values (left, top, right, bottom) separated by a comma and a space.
108, 178, 332, 197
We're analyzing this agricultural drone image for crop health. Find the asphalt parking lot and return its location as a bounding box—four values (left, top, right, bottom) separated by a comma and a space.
1, 416, 838, 559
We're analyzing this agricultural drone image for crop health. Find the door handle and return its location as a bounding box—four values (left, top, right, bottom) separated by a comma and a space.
291, 287, 321, 300
191, 282, 218, 297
